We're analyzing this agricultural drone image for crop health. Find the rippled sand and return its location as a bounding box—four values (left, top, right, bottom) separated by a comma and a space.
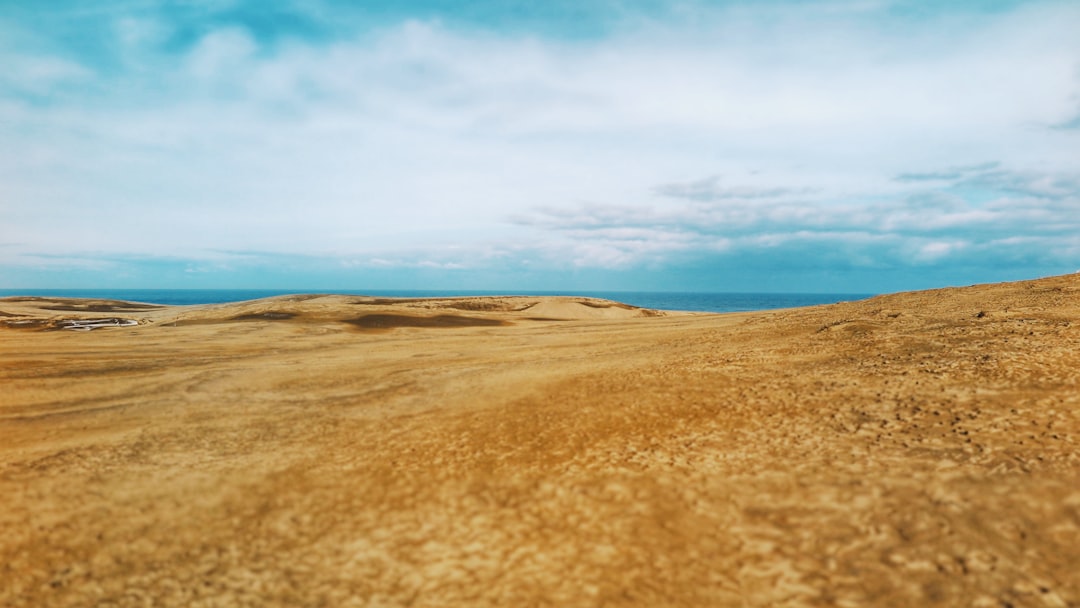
1, 279, 1078, 606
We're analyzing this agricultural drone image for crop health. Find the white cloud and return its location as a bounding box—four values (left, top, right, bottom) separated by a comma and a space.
912, 240, 968, 263
0, 54, 91, 95
186, 27, 258, 83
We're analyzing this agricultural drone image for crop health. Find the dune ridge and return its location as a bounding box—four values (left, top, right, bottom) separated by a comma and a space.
0, 294, 664, 332
1, 277, 1078, 606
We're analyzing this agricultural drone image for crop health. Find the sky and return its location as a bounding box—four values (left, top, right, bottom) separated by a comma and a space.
1, 0, 1078, 293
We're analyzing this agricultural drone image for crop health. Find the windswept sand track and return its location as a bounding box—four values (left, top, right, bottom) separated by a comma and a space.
1, 281, 1078, 606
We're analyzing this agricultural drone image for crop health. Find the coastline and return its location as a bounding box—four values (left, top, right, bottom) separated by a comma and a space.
0, 288, 875, 313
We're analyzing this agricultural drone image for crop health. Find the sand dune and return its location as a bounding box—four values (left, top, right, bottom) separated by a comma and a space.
1, 277, 1078, 606
0, 295, 663, 331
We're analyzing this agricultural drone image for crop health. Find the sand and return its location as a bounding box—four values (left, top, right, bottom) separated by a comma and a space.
1, 280, 1078, 607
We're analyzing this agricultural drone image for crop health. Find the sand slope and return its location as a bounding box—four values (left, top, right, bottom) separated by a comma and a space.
1, 278, 1078, 606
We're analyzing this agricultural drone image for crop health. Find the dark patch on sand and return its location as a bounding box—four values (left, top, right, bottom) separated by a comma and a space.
442, 301, 535, 312
167, 319, 219, 327
23, 298, 164, 313
345, 314, 508, 330
352, 298, 414, 306
230, 312, 299, 321
167, 311, 300, 326
351, 298, 536, 312
577, 300, 637, 310
5, 360, 171, 380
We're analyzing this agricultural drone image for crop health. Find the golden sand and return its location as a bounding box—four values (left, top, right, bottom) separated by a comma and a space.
1, 279, 1078, 606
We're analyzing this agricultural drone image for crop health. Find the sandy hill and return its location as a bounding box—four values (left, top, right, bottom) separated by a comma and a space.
1, 276, 1078, 607
0, 294, 663, 331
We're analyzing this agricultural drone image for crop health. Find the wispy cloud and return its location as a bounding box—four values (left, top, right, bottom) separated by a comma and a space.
894, 162, 1001, 182
897, 163, 1080, 200
962, 168, 1080, 200
653, 176, 813, 202
511, 164, 1080, 274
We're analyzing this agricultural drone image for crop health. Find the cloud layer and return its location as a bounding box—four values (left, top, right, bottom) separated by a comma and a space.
2, 0, 1079, 291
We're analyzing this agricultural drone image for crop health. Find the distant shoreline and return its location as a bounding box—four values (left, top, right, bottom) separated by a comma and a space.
0, 289, 874, 313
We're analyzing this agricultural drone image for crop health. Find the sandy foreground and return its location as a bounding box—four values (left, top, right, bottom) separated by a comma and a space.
1, 278, 1078, 607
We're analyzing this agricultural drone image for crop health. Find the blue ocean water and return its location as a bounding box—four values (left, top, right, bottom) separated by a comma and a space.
0, 289, 874, 313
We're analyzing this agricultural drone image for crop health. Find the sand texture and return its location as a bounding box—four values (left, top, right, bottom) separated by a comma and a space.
2, 280, 1079, 607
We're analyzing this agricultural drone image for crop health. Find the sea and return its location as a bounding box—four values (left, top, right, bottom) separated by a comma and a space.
0, 289, 875, 314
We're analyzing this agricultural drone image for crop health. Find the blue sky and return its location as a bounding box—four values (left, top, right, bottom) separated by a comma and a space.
1, 0, 1078, 293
